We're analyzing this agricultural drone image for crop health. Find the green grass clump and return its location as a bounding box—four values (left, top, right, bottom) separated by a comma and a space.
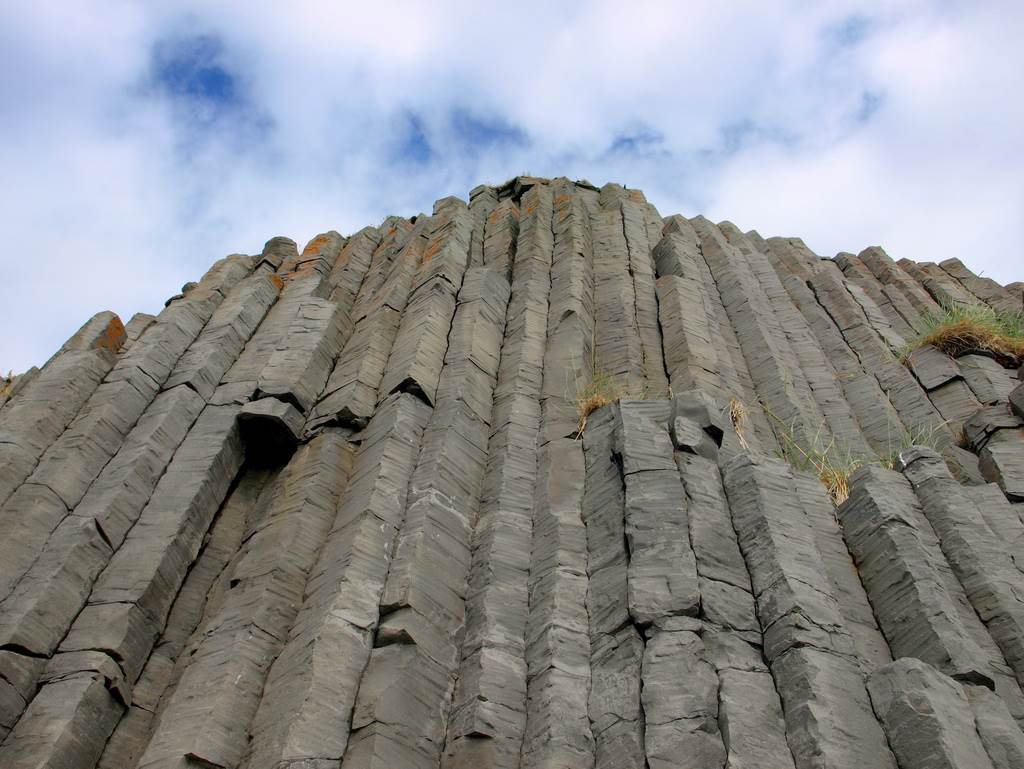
878, 420, 954, 470
901, 300, 1024, 366
768, 414, 866, 504
766, 408, 951, 505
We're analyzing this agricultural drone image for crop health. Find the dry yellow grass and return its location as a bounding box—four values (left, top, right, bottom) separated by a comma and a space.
0, 371, 13, 398
729, 397, 750, 450
772, 422, 861, 505
574, 367, 648, 436
764, 409, 948, 505
903, 301, 1024, 366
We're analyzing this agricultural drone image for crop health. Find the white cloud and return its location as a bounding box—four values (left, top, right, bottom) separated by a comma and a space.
1, 0, 1021, 371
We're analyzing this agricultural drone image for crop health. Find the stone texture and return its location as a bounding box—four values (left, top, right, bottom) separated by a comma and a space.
2, 175, 1022, 769
723, 454, 896, 769
868, 657, 996, 769
839, 465, 996, 686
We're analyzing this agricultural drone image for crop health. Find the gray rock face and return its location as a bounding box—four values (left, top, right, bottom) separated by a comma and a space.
868, 658, 997, 769
2, 175, 1023, 769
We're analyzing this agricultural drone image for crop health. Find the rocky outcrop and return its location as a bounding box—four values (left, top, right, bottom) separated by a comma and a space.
1, 175, 1022, 768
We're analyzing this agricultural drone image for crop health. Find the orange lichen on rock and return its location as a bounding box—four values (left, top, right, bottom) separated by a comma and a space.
488, 205, 519, 225
301, 233, 332, 257
420, 233, 445, 265
99, 315, 127, 355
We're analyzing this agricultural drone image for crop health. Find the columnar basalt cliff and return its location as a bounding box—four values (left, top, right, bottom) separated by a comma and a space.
1, 176, 1023, 769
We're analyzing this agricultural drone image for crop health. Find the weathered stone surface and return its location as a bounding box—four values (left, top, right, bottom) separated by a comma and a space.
642, 629, 725, 769
1011, 383, 1024, 418
966, 404, 1024, 501
139, 431, 353, 769
164, 269, 280, 399
615, 401, 699, 624
238, 395, 304, 461
901, 447, 1024, 686
0, 673, 123, 769
839, 465, 995, 685
522, 438, 594, 769
677, 453, 759, 640
5, 176, 1024, 769
0, 291, 236, 604
694, 216, 826, 452
868, 657, 996, 769
961, 354, 1018, 404
791, 469, 892, 672
308, 291, 407, 428
967, 684, 1024, 769
723, 454, 897, 769
939, 257, 1023, 315
0, 332, 117, 507
245, 395, 428, 769
706, 631, 796, 769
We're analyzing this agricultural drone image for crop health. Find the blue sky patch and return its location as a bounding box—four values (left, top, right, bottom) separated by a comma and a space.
151, 33, 239, 112
395, 111, 433, 164
855, 90, 885, 123
826, 15, 874, 47
608, 127, 664, 155
449, 109, 527, 150
147, 31, 271, 154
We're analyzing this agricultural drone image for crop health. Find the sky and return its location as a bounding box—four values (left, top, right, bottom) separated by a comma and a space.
2, 1, 1022, 372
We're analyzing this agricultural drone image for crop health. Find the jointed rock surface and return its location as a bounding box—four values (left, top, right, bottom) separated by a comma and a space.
1, 175, 1023, 768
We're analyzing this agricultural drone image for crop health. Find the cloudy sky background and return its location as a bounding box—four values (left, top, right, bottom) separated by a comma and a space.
2, 1, 1022, 372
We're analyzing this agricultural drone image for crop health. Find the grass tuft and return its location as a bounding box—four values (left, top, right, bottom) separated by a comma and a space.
766, 408, 950, 505
878, 419, 953, 470
767, 412, 864, 504
729, 397, 750, 450
573, 360, 647, 437
0, 371, 13, 399
901, 300, 1024, 366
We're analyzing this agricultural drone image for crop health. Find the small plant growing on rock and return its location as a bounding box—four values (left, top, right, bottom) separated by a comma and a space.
766, 411, 867, 504
766, 407, 953, 505
879, 419, 953, 470
900, 300, 1024, 366
728, 397, 750, 450
572, 353, 647, 436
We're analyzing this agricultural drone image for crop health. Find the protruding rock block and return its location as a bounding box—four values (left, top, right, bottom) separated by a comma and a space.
1011, 383, 1024, 419
868, 658, 996, 769
839, 465, 996, 685
967, 684, 1024, 769
58, 309, 126, 357
641, 628, 726, 769
238, 395, 304, 462
966, 404, 1024, 501
900, 446, 1024, 686
257, 235, 298, 270
0, 673, 123, 769
959, 354, 1018, 404
723, 454, 897, 769
670, 389, 728, 459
